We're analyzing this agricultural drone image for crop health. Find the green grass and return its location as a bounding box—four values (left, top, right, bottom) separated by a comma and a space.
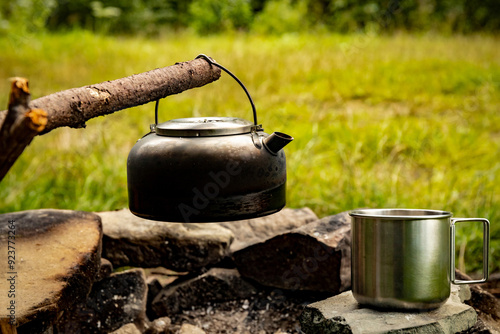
1, 31, 499, 274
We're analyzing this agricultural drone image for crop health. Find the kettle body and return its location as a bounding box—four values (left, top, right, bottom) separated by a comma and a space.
127, 117, 292, 222
127, 55, 293, 222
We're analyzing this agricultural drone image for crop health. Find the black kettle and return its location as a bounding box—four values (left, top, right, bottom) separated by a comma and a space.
127, 55, 293, 222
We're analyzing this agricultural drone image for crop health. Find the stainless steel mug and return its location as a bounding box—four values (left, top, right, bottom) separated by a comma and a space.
350, 209, 489, 310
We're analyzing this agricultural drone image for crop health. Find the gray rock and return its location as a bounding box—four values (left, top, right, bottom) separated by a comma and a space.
480, 272, 500, 298
456, 270, 500, 333
300, 285, 477, 334
144, 268, 184, 321
98, 209, 234, 271
144, 317, 172, 334
146, 278, 163, 320
0, 209, 102, 334
144, 267, 183, 287
233, 211, 351, 293
110, 323, 141, 334
56, 268, 148, 333
219, 207, 318, 252
460, 318, 498, 334
179, 323, 206, 334
152, 268, 258, 316
96, 258, 114, 281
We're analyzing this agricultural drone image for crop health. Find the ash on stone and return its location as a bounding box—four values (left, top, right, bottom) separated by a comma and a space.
167, 289, 318, 333
151, 268, 259, 316
56, 268, 148, 334
149, 266, 329, 333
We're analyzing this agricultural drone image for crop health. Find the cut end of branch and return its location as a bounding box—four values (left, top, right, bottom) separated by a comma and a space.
9, 77, 30, 106
25, 108, 48, 132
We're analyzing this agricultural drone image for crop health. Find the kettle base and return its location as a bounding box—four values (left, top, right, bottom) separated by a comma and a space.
129, 183, 286, 223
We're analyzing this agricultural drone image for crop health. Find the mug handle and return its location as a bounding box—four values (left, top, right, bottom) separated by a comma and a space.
450, 218, 490, 284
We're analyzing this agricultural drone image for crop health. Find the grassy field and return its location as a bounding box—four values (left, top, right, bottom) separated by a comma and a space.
0, 31, 499, 273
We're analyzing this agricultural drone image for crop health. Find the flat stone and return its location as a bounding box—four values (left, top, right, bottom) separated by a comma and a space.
55, 268, 148, 333
219, 207, 318, 252
233, 211, 351, 293
152, 268, 258, 317
98, 209, 234, 271
0, 210, 102, 334
109, 323, 141, 334
144, 267, 184, 287
179, 323, 206, 334
300, 285, 477, 334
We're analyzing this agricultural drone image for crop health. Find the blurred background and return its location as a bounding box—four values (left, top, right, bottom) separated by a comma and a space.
0, 0, 499, 275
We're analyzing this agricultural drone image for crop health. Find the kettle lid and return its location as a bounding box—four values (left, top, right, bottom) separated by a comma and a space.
155, 117, 255, 137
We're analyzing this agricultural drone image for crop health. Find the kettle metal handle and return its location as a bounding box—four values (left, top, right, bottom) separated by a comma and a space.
154, 54, 258, 127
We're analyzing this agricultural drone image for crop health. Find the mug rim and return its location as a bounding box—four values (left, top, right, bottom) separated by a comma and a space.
349, 208, 452, 220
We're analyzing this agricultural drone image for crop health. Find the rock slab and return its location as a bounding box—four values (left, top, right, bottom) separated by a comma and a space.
300, 285, 477, 334
219, 207, 318, 252
98, 209, 234, 271
0, 209, 102, 334
233, 211, 351, 293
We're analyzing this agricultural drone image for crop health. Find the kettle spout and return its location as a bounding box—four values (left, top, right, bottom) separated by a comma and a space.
263, 132, 294, 155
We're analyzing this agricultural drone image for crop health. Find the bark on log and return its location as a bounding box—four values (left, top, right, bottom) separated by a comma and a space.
0, 58, 221, 134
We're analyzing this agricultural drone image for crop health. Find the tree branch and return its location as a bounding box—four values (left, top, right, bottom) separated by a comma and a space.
0, 57, 221, 134
0, 78, 47, 181
0, 57, 221, 182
